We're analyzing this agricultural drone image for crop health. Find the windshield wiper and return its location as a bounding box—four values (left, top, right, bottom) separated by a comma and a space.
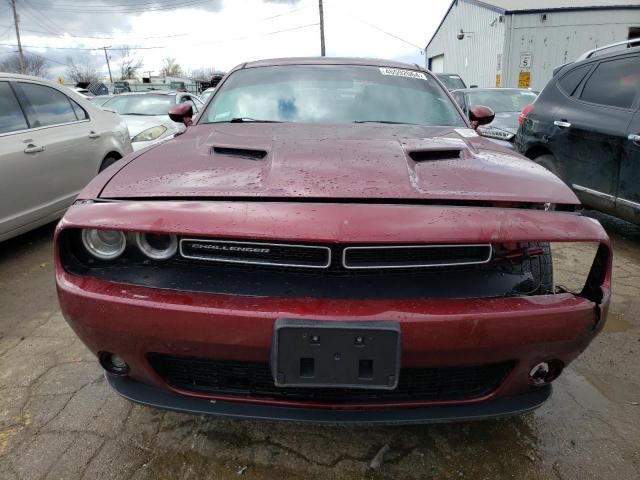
227, 117, 283, 123
353, 120, 420, 125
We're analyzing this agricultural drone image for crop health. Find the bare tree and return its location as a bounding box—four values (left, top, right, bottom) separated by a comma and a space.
0, 53, 48, 77
65, 58, 102, 84
160, 57, 182, 77
117, 47, 143, 80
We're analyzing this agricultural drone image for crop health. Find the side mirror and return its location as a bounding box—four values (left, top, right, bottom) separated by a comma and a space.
468, 105, 495, 129
168, 103, 193, 127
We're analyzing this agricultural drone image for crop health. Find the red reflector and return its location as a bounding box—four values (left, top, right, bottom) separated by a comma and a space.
518, 104, 535, 125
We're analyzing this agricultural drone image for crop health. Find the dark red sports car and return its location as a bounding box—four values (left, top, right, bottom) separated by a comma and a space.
55, 58, 611, 424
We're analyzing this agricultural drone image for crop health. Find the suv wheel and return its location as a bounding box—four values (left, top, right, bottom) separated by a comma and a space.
533, 154, 560, 177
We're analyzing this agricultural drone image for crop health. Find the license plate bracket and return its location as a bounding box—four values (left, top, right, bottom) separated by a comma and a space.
271, 319, 401, 390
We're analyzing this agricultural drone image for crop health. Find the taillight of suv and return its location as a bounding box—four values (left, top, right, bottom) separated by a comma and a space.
518, 104, 535, 125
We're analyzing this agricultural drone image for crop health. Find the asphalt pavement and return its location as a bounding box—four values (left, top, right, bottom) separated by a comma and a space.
0, 211, 639, 480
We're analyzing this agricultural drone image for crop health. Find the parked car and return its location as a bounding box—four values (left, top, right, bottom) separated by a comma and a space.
516, 39, 640, 224
69, 86, 95, 98
89, 95, 115, 108
99, 91, 204, 151
0, 73, 132, 242
453, 88, 538, 148
112, 81, 131, 94
434, 72, 467, 90
200, 87, 216, 102
55, 58, 611, 424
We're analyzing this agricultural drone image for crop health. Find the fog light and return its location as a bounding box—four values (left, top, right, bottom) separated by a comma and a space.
529, 360, 563, 386
136, 232, 178, 260
82, 228, 126, 260
99, 352, 129, 375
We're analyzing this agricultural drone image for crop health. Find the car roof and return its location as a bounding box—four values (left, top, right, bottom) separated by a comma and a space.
435, 73, 463, 76
563, 44, 640, 74
239, 56, 425, 71
115, 90, 176, 96
452, 88, 537, 93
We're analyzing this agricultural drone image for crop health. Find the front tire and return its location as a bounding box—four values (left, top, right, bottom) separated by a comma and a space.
533, 153, 561, 178
99, 155, 121, 172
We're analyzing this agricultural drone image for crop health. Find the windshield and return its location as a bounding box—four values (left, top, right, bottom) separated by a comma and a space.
437, 75, 466, 90
202, 65, 465, 126
200, 89, 214, 102
102, 94, 174, 115
466, 90, 538, 113
89, 96, 113, 107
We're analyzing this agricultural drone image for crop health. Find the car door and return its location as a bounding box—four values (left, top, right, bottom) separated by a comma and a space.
617, 108, 640, 222
12, 81, 100, 221
555, 56, 638, 210
0, 80, 39, 238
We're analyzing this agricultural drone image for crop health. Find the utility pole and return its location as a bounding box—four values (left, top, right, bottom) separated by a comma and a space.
102, 46, 113, 83
10, 0, 25, 74
318, 0, 325, 56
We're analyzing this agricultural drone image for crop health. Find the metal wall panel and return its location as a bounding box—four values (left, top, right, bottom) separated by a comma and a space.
426, 0, 506, 88
503, 9, 640, 90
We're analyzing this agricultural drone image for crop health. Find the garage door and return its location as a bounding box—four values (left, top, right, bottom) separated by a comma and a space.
429, 54, 444, 73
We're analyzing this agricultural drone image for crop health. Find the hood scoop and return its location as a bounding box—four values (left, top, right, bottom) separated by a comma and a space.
212, 146, 268, 160
408, 148, 463, 162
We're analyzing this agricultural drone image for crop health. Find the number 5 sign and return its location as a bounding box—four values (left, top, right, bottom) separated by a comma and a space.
520, 52, 533, 69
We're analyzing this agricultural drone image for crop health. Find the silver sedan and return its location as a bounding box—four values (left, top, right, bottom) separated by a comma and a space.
0, 74, 133, 242
100, 91, 204, 151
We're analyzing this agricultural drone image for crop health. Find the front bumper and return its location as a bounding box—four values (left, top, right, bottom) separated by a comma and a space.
55, 202, 611, 422
108, 372, 552, 425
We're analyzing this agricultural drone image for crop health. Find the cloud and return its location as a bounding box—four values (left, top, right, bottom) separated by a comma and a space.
0, 0, 449, 82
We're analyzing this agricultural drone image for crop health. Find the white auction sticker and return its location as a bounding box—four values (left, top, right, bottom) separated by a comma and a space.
379, 67, 427, 80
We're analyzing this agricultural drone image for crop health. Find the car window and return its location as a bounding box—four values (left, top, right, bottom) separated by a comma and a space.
436, 75, 466, 90
0, 82, 29, 134
203, 65, 465, 127
70, 99, 89, 120
466, 90, 538, 113
580, 56, 640, 109
19, 82, 78, 127
453, 92, 466, 111
558, 64, 592, 96
102, 94, 175, 115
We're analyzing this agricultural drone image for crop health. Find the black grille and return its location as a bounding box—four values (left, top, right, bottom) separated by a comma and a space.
180, 239, 331, 268
148, 354, 514, 404
343, 245, 492, 269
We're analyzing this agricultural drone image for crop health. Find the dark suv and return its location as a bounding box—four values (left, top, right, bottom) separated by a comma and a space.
516, 39, 640, 224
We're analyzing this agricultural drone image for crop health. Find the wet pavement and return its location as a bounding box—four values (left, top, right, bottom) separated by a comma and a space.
0, 211, 639, 480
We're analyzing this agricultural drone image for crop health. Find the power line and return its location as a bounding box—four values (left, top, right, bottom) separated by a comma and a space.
24, 0, 216, 14
0, 20, 320, 55
349, 15, 424, 50
0, 24, 188, 40
0, 42, 166, 50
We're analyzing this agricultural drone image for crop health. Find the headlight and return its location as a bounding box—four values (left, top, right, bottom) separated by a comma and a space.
135, 233, 178, 260
131, 125, 168, 143
81, 229, 126, 260
477, 126, 515, 141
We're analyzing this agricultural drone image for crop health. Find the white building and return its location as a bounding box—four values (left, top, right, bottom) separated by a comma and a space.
425, 0, 640, 90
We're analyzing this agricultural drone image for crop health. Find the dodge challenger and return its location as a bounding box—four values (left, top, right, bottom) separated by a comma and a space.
55, 58, 612, 424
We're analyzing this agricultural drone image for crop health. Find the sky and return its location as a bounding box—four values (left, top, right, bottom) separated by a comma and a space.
0, 0, 451, 81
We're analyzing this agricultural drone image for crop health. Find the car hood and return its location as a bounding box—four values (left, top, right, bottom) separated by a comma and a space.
100, 123, 579, 204
489, 111, 519, 134
120, 115, 180, 137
